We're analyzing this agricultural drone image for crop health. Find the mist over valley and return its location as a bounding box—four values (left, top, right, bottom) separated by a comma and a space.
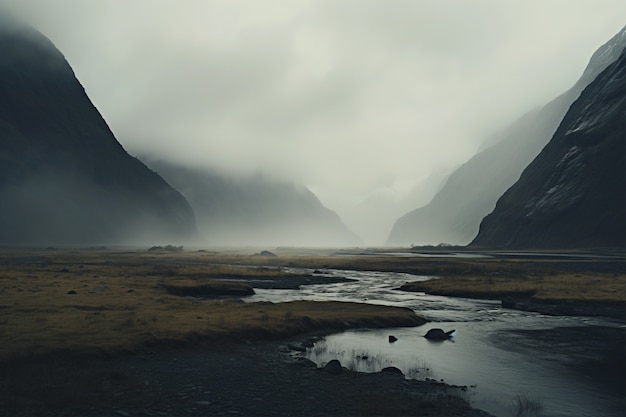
1, 4, 625, 417
2, 1, 625, 247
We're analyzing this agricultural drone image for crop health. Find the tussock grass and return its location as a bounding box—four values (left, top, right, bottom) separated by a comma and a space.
0, 249, 423, 358
178, 248, 626, 303
400, 272, 626, 302
1, 247, 622, 357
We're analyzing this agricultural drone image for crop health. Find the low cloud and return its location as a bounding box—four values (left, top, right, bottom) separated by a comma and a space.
2, 0, 626, 243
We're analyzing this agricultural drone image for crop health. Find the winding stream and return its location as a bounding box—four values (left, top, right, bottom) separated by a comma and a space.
246, 268, 625, 417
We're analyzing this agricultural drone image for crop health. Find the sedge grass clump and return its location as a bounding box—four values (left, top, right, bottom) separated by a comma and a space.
0, 249, 425, 357
510, 393, 544, 417
401, 272, 626, 303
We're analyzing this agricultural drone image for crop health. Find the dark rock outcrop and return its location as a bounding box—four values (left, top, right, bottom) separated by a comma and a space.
255, 250, 277, 257
387, 26, 626, 246
324, 359, 344, 374
424, 329, 455, 340
380, 366, 404, 375
471, 47, 626, 249
0, 16, 197, 245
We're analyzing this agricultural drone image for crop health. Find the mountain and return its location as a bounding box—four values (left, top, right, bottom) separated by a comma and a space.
147, 160, 360, 247
387, 26, 626, 247
470, 47, 626, 249
0, 16, 197, 245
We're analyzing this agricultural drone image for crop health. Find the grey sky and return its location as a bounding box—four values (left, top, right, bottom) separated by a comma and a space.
3, 1, 626, 243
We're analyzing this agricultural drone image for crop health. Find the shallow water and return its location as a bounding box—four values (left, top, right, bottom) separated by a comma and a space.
247, 268, 625, 417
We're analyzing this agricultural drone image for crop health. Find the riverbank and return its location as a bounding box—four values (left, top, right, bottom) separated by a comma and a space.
0, 338, 492, 417
399, 273, 626, 320
0, 248, 493, 416
2, 247, 623, 416
0, 249, 422, 356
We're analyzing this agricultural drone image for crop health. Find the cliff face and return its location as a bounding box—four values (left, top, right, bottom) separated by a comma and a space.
471, 48, 626, 249
387, 26, 626, 246
147, 160, 360, 247
0, 18, 197, 245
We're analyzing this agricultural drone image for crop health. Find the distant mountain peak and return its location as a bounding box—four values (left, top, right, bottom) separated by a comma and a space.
0, 16, 198, 245
386, 26, 626, 247
580, 25, 626, 86
471, 47, 626, 248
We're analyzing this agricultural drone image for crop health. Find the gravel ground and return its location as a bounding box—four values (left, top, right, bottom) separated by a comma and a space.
1, 338, 493, 417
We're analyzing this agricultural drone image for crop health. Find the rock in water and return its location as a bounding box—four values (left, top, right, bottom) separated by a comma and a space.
381, 366, 404, 375
324, 359, 343, 374
424, 329, 455, 340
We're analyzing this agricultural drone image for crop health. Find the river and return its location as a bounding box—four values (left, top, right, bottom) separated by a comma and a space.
246, 268, 625, 417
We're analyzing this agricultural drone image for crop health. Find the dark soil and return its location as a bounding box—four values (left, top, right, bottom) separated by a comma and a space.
207, 273, 356, 290
0, 338, 493, 417
160, 282, 255, 297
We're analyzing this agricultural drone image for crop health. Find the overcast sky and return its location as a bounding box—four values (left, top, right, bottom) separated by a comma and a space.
3, 1, 626, 243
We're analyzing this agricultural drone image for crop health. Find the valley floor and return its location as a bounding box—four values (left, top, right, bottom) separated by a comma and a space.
1, 338, 490, 417
1, 246, 623, 416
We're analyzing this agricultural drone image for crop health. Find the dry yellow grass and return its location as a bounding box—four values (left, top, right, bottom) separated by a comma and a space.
401, 272, 626, 302
1, 248, 623, 357
0, 249, 422, 357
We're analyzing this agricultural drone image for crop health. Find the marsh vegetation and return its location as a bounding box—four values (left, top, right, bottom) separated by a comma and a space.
0, 247, 623, 416
0, 248, 425, 357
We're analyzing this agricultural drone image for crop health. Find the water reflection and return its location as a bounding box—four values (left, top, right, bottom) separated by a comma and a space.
248, 268, 624, 417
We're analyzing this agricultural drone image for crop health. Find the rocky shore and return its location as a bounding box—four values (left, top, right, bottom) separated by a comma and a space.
0, 337, 493, 417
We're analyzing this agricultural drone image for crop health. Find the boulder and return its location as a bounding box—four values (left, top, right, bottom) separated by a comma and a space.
381, 366, 404, 375
388, 335, 398, 343
324, 359, 343, 375
424, 328, 455, 340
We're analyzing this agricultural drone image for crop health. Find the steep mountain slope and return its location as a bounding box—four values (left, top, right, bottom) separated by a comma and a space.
387, 26, 626, 246
0, 17, 197, 245
471, 48, 626, 249
147, 160, 360, 247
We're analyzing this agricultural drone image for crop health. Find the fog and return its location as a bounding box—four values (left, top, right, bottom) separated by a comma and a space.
2, 1, 625, 244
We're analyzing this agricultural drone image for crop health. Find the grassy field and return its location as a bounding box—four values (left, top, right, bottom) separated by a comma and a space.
1, 247, 623, 417
221, 248, 626, 303
1, 247, 624, 357
0, 248, 423, 358
400, 271, 626, 302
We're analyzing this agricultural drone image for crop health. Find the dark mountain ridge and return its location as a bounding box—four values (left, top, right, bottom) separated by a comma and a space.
471, 47, 626, 249
387, 25, 626, 246
0, 17, 197, 245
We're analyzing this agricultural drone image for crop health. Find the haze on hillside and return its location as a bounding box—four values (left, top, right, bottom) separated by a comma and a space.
2, 1, 625, 245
